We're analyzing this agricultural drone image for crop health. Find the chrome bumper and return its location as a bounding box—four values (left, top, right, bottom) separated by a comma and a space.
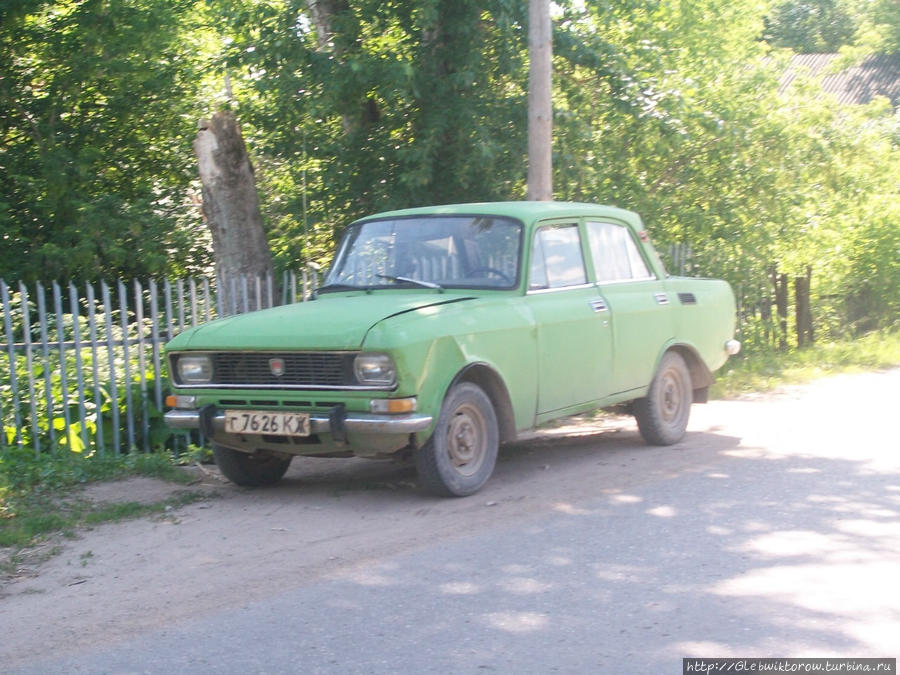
164, 408, 433, 436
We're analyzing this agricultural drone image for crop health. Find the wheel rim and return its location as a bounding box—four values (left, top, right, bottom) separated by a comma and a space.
445, 402, 487, 477
659, 368, 686, 423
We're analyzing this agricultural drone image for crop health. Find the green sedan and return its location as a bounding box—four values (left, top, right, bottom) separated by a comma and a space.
165, 202, 740, 496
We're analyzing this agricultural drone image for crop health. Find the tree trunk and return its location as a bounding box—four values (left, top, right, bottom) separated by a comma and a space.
527, 0, 552, 201
306, 0, 340, 50
306, 0, 365, 136
194, 111, 273, 311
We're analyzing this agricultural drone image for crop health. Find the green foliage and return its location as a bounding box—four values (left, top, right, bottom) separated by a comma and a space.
0, 0, 213, 283
762, 0, 857, 52
546, 1, 899, 340
215, 0, 530, 271
552, 0, 782, 288
843, 0, 900, 52
770, 97, 900, 339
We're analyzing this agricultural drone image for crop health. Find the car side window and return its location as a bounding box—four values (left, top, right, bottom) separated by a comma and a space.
529, 225, 587, 289
586, 221, 654, 282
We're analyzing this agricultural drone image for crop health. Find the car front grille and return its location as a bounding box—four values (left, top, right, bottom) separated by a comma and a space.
172, 352, 359, 389
213, 352, 352, 387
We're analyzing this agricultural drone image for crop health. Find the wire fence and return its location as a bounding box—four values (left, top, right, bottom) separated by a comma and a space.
1, 270, 318, 458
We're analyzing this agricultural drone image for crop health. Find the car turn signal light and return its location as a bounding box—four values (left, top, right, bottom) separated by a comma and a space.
370, 397, 417, 414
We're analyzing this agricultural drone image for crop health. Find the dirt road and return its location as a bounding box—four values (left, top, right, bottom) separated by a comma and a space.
3, 369, 899, 671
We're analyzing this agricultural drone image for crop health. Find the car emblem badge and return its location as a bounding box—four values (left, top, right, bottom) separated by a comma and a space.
269, 358, 285, 377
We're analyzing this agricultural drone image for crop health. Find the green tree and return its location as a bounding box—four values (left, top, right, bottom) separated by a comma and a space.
214, 0, 529, 269
551, 0, 898, 341
0, 0, 212, 283
1, 0, 896, 340
852, 0, 900, 52
763, 0, 857, 52
552, 0, 786, 284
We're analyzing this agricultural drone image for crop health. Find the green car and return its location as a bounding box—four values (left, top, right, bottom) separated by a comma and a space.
165, 202, 740, 496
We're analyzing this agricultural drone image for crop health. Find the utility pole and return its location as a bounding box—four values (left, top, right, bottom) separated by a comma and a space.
527, 0, 552, 201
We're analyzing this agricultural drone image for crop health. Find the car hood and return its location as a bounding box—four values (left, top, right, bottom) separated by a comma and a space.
166, 292, 476, 352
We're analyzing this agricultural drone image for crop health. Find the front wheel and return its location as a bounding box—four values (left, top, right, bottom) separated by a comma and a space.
633, 351, 692, 446
212, 444, 292, 486
416, 382, 499, 497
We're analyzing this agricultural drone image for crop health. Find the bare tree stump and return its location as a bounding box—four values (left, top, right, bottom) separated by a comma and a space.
194, 111, 273, 311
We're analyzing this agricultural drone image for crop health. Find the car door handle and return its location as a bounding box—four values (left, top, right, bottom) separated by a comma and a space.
590, 298, 608, 312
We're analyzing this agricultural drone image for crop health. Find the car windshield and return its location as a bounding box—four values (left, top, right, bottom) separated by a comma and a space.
323, 215, 522, 291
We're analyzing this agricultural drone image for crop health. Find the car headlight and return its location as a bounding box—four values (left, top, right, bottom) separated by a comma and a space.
176, 355, 213, 384
354, 353, 396, 387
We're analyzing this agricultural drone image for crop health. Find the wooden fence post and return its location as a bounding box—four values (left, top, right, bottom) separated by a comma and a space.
770, 267, 789, 351
795, 266, 813, 348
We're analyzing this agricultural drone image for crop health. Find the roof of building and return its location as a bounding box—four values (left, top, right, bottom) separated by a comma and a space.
778, 53, 900, 106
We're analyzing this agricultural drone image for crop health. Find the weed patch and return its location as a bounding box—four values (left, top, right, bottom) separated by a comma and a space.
0, 450, 199, 552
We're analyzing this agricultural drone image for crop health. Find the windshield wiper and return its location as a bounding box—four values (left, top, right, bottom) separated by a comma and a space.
376, 274, 443, 291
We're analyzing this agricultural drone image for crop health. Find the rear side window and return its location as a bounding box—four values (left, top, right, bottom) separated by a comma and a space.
529, 225, 587, 289
586, 221, 654, 282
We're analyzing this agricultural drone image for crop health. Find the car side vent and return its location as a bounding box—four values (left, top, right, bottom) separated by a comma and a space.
678, 292, 697, 305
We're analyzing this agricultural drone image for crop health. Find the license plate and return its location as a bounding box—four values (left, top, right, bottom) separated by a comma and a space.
224, 410, 311, 437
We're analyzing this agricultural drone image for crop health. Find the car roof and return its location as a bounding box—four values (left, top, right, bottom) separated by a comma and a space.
354, 201, 644, 229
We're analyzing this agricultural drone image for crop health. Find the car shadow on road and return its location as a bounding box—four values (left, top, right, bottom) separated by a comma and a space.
244, 416, 743, 504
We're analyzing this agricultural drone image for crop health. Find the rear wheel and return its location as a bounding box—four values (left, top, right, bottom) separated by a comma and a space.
212, 444, 292, 486
416, 382, 499, 497
633, 351, 692, 446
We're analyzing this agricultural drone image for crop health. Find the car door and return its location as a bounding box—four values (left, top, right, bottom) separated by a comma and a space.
585, 220, 673, 395
526, 222, 613, 416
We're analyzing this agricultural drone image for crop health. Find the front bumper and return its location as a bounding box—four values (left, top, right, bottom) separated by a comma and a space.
164, 407, 433, 437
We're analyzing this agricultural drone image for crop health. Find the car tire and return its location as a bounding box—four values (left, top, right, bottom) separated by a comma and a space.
416, 382, 499, 497
633, 351, 692, 446
212, 444, 292, 486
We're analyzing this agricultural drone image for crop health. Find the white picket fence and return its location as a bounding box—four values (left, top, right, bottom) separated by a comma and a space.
0, 271, 317, 457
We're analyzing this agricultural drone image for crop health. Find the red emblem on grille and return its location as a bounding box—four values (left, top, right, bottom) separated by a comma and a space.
269, 357, 285, 377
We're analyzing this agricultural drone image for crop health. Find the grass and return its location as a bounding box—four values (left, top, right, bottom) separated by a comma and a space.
0, 449, 201, 554
711, 328, 900, 399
